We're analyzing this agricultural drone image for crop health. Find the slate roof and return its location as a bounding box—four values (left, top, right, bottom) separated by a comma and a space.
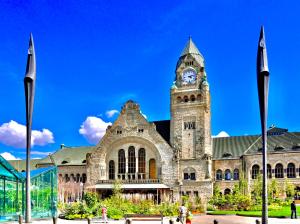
153, 120, 170, 144
213, 130, 300, 160
213, 135, 260, 159
37, 145, 94, 166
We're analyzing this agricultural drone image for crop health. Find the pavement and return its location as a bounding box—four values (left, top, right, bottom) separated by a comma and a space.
5, 215, 300, 224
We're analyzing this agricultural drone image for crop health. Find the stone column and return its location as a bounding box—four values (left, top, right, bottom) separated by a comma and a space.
135, 157, 139, 178
125, 157, 128, 179
115, 160, 118, 179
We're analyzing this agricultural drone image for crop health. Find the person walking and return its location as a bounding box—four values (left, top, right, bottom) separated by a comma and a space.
291, 201, 297, 219
102, 205, 108, 223
178, 204, 187, 224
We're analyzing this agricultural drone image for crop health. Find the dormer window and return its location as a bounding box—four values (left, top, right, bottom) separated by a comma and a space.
61, 160, 69, 164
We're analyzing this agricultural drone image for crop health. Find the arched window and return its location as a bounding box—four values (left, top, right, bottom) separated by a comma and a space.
225, 169, 231, 180
224, 188, 231, 195
109, 160, 115, 180
82, 173, 86, 183
190, 95, 195, 102
65, 174, 70, 182
118, 149, 126, 174
177, 96, 182, 103
267, 164, 272, 178
70, 174, 75, 182
233, 169, 239, 180
138, 148, 146, 173
61, 160, 68, 164
197, 94, 202, 101
275, 163, 284, 178
287, 163, 296, 178
252, 165, 260, 179
82, 160, 86, 164
183, 96, 189, 102
128, 146, 136, 173
216, 169, 222, 180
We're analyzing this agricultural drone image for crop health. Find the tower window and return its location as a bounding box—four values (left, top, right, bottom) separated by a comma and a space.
183, 96, 189, 102
177, 96, 182, 103
184, 122, 196, 130
138, 129, 144, 133
190, 95, 195, 102
117, 130, 122, 134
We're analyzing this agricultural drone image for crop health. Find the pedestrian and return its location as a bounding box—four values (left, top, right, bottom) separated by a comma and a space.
291, 200, 297, 219
186, 210, 193, 224
102, 205, 108, 223
178, 203, 187, 224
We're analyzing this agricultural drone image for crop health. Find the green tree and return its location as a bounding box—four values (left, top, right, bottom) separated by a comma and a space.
284, 179, 295, 199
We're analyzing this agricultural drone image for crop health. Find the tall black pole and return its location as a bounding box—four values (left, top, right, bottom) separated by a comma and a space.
257, 26, 270, 224
24, 33, 36, 223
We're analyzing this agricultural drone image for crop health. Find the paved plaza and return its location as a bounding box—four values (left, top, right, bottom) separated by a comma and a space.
6, 216, 300, 224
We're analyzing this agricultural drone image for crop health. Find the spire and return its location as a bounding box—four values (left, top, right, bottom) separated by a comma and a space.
180, 36, 203, 57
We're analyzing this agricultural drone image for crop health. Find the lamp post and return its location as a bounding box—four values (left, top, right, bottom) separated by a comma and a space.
257, 26, 270, 224
24, 33, 36, 223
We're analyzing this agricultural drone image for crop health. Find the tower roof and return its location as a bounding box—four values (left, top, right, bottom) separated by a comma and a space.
180, 37, 203, 58
176, 37, 205, 69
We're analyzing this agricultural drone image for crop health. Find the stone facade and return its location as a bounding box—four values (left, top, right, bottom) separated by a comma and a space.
9, 38, 300, 203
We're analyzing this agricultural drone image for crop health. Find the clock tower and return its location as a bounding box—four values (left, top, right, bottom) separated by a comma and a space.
170, 37, 212, 183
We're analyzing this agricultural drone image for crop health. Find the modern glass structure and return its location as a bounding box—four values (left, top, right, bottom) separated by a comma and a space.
31, 166, 58, 219
0, 155, 57, 222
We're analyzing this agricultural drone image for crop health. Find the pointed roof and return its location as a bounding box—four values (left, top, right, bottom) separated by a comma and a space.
180, 37, 203, 58
176, 37, 205, 70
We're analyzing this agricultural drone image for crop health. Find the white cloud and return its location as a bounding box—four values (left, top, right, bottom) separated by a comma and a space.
79, 116, 112, 144
0, 152, 20, 160
213, 131, 230, 138
31, 151, 52, 156
105, 110, 119, 118
0, 120, 54, 148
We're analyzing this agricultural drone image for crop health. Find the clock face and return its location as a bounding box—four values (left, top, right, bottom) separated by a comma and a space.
182, 69, 196, 84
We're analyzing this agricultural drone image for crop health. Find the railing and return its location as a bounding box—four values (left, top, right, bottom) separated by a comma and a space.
97, 179, 161, 184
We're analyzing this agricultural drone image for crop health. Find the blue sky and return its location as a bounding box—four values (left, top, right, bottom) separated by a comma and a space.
0, 0, 299, 159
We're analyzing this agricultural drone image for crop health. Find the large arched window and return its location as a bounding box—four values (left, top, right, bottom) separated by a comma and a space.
233, 169, 239, 180
109, 160, 115, 180
275, 163, 284, 178
225, 169, 231, 180
216, 169, 222, 180
287, 163, 296, 178
128, 146, 136, 173
118, 149, 126, 174
138, 148, 146, 173
252, 165, 260, 179
267, 164, 272, 178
